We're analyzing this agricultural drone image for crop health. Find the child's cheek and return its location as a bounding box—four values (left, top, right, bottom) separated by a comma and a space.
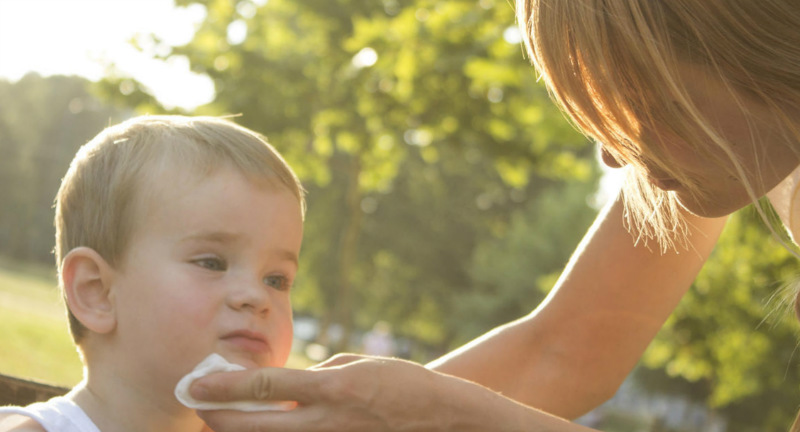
273, 305, 294, 367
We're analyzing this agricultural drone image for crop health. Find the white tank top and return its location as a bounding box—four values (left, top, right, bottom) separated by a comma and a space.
767, 165, 800, 243
0, 397, 100, 432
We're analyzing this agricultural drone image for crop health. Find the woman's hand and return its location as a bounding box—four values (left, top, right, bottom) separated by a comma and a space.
191, 355, 458, 431
190, 354, 593, 432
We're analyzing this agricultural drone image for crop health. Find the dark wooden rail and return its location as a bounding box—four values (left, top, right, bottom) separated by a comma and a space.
0, 374, 69, 406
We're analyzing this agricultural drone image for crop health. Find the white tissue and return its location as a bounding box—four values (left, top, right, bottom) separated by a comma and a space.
175, 353, 294, 412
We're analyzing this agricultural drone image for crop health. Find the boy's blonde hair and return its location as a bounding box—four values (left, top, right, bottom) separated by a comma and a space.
517, 0, 800, 251
55, 115, 305, 342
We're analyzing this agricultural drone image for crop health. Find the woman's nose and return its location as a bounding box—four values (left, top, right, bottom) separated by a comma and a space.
600, 146, 626, 168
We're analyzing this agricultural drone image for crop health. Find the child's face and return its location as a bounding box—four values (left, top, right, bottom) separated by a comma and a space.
107, 163, 302, 398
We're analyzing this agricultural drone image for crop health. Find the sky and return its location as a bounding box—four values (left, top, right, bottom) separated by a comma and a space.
0, 0, 215, 109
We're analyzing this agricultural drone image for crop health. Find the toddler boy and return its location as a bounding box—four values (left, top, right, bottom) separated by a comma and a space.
0, 115, 305, 432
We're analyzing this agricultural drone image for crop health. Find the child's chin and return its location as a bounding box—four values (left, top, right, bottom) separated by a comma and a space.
222, 353, 269, 370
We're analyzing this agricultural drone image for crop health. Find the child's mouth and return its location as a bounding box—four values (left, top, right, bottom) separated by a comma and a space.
221, 329, 270, 354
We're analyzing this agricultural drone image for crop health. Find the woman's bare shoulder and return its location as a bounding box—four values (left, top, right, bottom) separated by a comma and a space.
0, 413, 46, 432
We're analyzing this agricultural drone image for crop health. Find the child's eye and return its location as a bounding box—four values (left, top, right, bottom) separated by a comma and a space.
193, 257, 227, 271
263, 275, 290, 291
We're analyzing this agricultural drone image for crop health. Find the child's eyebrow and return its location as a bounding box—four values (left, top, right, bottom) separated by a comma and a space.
180, 231, 299, 267
180, 231, 242, 245
275, 249, 300, 268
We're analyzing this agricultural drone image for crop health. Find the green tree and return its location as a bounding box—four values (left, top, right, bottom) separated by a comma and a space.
92, 1, 800, 428
351, 145, 600, 354
459, 180, 599, 346
641, 208, 800, 431
0, 74, 124, 263
105, 0, 593, 352
12, 1, 800, 429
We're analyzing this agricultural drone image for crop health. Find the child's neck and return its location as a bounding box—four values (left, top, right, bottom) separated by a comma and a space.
69, 367, 208, 432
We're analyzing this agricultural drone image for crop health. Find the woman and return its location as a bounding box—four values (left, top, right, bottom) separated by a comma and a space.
187, 1, 800, 430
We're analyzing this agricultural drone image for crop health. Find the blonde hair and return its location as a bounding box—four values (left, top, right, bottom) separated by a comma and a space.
55, 115, 305, 342
517, 0, 800, 251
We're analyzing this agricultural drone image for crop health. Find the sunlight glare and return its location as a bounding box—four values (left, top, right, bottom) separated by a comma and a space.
503, 26, 522, 45
352, 47, 378, 69
0, 0, 213, 110
227, 20, 248, 45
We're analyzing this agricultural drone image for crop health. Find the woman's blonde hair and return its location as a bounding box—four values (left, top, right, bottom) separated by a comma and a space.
517, 0, 800, 251
55, 115, 305, 342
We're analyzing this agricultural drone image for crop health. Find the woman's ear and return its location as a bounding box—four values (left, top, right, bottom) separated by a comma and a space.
61, 247, 117, 335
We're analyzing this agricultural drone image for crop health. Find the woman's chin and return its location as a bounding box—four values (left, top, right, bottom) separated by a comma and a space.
674, 192, 747, 219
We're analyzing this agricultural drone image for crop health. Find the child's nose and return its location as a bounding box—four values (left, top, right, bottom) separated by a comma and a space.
227, 277, 271, 314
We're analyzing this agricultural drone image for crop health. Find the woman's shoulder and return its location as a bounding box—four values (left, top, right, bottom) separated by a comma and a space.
0, 413, 47, 432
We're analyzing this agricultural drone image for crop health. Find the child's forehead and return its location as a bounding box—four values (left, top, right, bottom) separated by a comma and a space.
132, 160, 292, 223
138, 158, 263, 201
126, 164, 301, 246
140, 135, 283, 184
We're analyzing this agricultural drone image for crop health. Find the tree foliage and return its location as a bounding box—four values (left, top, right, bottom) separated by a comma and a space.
0, 74, 124, 263
641, 208, 800, 431
99, 0, 596, 353
4, 0, 800, 429
100, 1, 800, 428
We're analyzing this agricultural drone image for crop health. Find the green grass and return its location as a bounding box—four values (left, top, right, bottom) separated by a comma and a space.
0, 258, 83, 387
0, 257, 314, 389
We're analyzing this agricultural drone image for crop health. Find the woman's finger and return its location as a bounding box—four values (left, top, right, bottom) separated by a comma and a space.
190, 367, 321, 404
309, 352, 374, 369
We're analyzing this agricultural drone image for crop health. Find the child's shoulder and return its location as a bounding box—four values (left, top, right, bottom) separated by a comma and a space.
0, 413, 46, 432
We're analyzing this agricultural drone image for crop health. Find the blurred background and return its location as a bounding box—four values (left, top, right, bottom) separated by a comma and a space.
1, 0, 799, 430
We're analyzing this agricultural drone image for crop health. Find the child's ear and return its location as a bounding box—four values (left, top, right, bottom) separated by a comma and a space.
61, 247, 117, 335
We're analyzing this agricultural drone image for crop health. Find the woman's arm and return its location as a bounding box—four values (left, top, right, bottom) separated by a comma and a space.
428, 191, 727, 418
192, 357, 600, 432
